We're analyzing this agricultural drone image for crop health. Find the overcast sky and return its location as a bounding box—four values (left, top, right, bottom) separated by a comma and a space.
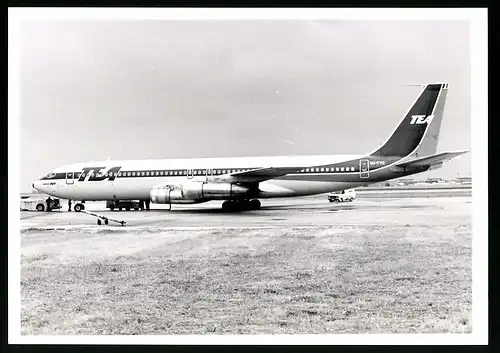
19, 20, 471, 191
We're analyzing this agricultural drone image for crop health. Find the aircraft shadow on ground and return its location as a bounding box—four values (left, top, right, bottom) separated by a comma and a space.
22, 202, 426, 219
120, 204, 360, 214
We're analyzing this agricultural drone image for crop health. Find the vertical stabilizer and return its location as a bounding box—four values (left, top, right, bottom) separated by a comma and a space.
370, 83, 448, 158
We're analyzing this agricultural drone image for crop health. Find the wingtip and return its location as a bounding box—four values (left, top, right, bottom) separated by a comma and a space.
448, 149, 470, 156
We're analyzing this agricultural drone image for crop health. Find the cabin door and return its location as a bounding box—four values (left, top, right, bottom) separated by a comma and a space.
359, 160, 370, 179
66, 171, 75, 185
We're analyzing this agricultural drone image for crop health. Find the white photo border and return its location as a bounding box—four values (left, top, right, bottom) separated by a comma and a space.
8, 7, 488, 345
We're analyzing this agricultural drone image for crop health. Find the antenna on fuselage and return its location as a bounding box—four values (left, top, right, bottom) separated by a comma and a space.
399, 83, 449, 88
399, 83, 427, 87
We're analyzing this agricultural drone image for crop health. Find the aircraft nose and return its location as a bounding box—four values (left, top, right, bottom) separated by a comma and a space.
32, 180, 42, 192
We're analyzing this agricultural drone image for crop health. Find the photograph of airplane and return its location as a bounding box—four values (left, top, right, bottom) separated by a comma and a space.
13, 9, 487, 343
33, 82, 468, 212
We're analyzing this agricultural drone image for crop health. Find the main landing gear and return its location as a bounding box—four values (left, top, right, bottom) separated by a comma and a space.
221, 199, 261, 212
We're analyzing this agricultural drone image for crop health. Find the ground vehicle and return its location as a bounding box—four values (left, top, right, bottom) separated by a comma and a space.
20, 196, 62, 211
106, 200, 143, 211
328, 189, 356, 202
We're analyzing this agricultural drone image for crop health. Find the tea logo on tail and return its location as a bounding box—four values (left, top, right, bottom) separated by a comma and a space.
410, 114, 434, 125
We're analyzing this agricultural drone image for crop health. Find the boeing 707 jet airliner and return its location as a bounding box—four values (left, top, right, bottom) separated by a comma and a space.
33, 83, 468, 212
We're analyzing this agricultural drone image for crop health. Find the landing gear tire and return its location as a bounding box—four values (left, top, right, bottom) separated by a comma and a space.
249, 199, 261, 210
119, 208, 122, 211
222, 201, 233, 212
74, 203, 84, 212
97, 219, 102, 225
126, 207, 130, 211
36, 204, 45, 212
110, 206, 114, 211
104, 219, 109, 225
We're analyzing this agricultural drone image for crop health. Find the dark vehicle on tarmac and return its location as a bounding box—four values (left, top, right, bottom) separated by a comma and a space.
106, 200, 143, 211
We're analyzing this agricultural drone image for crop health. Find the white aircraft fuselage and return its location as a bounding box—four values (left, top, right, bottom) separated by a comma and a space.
34, 154, 369, 202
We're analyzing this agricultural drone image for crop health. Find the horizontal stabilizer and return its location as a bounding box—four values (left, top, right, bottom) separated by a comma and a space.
396, 150, 469, 168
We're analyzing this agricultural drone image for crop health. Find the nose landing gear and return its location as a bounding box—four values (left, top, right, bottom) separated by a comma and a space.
74, 203, 85, 212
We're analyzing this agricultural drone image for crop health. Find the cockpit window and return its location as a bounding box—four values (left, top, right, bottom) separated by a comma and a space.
46, 172, 56, 179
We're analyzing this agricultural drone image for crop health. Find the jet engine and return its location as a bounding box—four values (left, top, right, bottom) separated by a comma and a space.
150, 182, 251, 204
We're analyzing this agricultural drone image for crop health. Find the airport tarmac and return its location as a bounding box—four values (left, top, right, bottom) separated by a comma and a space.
20, 192, 471, 230
20, 193, 472, 335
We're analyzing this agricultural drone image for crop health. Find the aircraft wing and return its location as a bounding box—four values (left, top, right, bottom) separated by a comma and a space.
217, 167, 303, 183
395, 150, 469, 168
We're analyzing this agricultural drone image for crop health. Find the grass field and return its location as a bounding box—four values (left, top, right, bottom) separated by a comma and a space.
21, 198, 472, 335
